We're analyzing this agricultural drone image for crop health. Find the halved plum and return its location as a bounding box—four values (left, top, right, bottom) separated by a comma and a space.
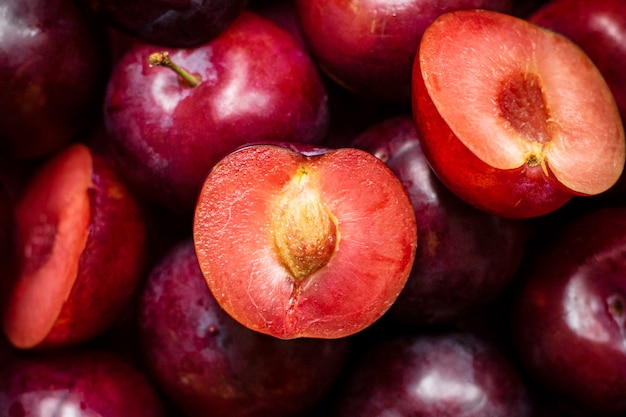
2, 143, 147, 349
193, 144, 418, 339
412, 9, 625, 218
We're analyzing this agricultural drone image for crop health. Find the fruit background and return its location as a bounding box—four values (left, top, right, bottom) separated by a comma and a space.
1, 0, 626, 416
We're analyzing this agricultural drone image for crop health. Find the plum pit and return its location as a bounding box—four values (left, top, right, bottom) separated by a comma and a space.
271, 166, 339, 281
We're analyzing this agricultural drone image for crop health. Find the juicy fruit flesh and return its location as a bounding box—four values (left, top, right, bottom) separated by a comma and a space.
4, 144, 92, 348
193, 145, 417, 339
270, 166, 339, 281
419, 9, 625, 195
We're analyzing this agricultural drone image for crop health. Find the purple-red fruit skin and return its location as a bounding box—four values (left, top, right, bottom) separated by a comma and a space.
139, 239, 351, 417
330, 332, 533, 417
512, 206, 626, 416
0, 0, 108, 160
0, 349, 167, 417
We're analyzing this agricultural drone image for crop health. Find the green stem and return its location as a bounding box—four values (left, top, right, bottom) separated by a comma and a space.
148, 51, 201, 88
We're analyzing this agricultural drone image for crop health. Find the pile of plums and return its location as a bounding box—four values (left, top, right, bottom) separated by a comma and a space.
1, 0, 626, 416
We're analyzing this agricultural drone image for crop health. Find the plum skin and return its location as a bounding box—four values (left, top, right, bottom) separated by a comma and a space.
329, 332, 533, 416
139, 239, 352, 417
0, 349, 167, 417
512, 206, 626, 415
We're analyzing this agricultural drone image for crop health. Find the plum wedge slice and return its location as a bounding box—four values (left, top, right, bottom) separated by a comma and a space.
3, 143, 147, 349
412, 9, 625, 218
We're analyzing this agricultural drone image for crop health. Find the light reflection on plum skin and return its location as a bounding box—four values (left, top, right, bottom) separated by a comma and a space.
330, 332, 532, 417
563, 272, 613, 344
512, 206, 626, 415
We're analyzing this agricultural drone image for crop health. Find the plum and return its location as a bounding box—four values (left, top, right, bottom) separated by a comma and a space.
412, 9, 625, 218
0, 349, 167, 417
2, 143, 147, 349
139, 239, 351, 417
104, 11, 329, 213
0, 0, 108, 159
511, 206, 626, 415
329, 331, 533, 416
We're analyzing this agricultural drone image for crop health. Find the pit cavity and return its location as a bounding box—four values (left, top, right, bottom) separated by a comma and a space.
270, 166, 338, 281
497, 72, 554, 165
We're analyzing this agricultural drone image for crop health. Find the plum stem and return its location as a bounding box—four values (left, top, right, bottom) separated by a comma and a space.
148, 51, 200, 88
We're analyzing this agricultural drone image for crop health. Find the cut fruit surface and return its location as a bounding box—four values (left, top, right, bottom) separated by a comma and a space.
417, 9, 625, 195
412, 9, 625, 218
3, 144, 92, 348
193, 144, 417, 339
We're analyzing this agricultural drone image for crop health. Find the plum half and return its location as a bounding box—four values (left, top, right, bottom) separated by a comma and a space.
412, 9, 625, 218
193, 144, 418, 339
2, 143, 147, 349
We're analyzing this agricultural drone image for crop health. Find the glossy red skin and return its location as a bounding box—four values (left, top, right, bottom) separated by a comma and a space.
0, 0, 108, 160
352, 115, 530, 325
529, 0, 626, 122
104, 11, 329, 213
80, 0, 249, 47
511, 206, 626, 416
0, 349, 166, 417
412, 39, 576, 219
139, 239, 351, 417
193, 145, 417, 339
330, 332, 533, 417
296, 0, 513, 104
7, 145, 148, 349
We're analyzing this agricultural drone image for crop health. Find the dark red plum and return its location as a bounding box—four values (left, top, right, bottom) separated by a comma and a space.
78, 0, 249, 47
0, 0, 108, 160
104, 11, 329, 213
529, 0, 626, 121
511, 206, 626, 416
329, 331, 533, 416
295, 0, 514, 103
0, 349, 167, 417
139, 239, 352, 417
352, 115, 530, 326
